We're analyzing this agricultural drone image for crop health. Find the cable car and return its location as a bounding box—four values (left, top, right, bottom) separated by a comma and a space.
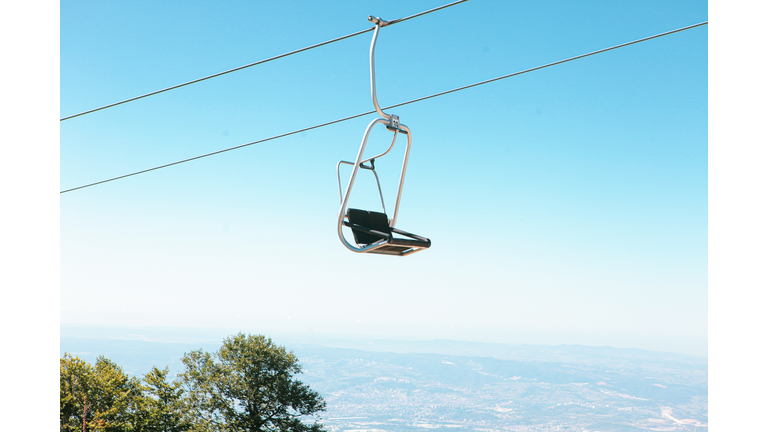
336, 16, 431, 256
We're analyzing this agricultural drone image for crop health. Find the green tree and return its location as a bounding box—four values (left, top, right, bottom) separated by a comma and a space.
179, 333, 326, 432
60, 353, 94, 432
60, 354, 142, 432
91, 356, 143, 431
133, 366, 191, 432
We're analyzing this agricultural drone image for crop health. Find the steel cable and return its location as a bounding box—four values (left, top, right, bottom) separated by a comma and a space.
60, 21, 707, 194
59, 0, 470, 121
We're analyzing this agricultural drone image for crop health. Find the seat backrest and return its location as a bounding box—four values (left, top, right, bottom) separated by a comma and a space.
347, 208, 391, 245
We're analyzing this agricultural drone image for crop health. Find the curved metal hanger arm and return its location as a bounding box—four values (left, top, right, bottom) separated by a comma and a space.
368, 16, 399, 129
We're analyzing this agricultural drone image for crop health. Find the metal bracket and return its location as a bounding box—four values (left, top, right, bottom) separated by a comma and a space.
387, 114, 400, 130
360, 158, 375, 170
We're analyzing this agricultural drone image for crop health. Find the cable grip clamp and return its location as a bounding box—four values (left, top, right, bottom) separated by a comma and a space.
387, 114, 400, 131
368, 16, 391, 27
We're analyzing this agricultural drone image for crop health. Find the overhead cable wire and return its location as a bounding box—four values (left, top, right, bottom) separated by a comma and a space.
59, 0, 470, 122
60, 21, 707, 194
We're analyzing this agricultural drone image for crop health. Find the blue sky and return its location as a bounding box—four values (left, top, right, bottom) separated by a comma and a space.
58, 1, 708, 356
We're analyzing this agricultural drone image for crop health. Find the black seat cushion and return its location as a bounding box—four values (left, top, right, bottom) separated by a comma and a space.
347, 208, 391, 245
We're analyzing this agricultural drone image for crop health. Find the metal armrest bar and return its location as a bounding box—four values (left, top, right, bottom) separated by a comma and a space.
387, 237, 431, 248
390, 227, 431, 244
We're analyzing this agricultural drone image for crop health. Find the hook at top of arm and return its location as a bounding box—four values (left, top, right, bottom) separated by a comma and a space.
368, 16, 399, 128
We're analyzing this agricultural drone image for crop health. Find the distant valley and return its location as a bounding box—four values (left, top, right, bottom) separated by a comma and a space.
60, 330, 707, 432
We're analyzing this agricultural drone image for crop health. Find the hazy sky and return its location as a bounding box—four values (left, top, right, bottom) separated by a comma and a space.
60, 1, 708, 356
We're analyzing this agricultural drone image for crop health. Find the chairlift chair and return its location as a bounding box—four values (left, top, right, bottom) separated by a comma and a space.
336, 16, 431, 256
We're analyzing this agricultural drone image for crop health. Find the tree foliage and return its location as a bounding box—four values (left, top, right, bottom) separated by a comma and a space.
60, 334, 326, 432
61, 353, 94, 431
134, 366, 191, 432
60, 354, 143, 432
179, 333, 326, 432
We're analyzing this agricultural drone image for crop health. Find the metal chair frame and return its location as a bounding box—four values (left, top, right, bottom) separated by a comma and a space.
335, 16, 430, 256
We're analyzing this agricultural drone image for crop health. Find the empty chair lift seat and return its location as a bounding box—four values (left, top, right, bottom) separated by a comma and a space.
345, 208, 431, 256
